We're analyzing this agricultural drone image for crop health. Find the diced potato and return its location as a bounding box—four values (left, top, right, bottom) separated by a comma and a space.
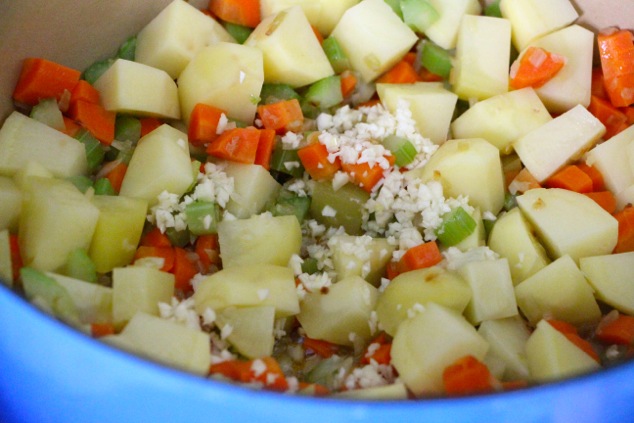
527, 25, 594, 114
245, 6, 333, 87
104, 311, 211, 375
119, 124, 194, 206
314, 0, 361, 35
89, 195, 148, 274
0, 112, 87, 178
309, 181, 369, 235
0, 176, 21, 231
0, 230, 12, 286
12, 160, 53, 190
478, 316, 531, 381
94, 59, 180, 119
297, 276, 378, 346
458, 258, 518, 325
516, 188, 618, 262
525, 319, 600, 382
450, 88, 552, 154
376, 82, 458, 145
424, 0, 482, 49
216, 306, 275, 359
580, 252, 634, 315
217, 213, 301, 268
334, 383, 408, 400
328, 234, 395, 286
46, 272, 113, 324
178, 42, 263, 124
260, 0, 322, 26
19, 177, 100, 272
513, 105, 606, 182
584, 125, 634, 195
515, 255, 601, 326
487, 207, 550, 285
406, 138, 505, 214
135, 0, 235, 79
223, 162, 281, 218
330, 0, 418, 82
112, 266, 175, 325
375, 266, 472, 336
451, 15, 511, 101
391, 302, 489, 395
500, 0, 579, 51
193, 264, 300, 318
452, 207, 485, 252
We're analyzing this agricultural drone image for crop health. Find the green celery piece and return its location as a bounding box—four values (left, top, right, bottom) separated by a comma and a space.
66, 175, 94, 193
185, 201, 220, 235
400, 0, 440, 33
82, 58, 115, 85
301, 257, 320, 274
382, 135, 417, 167
115, 115, 141, 143
20, 267, 80, 325
63, 248, 98, 284
310, 181, 370, 235
165, 227, 190, 248
300, 98, 321, 120
269, 189, 311, 223
75, 129, 105, 172
485, 0, 503, 17
435, 207, 477, 247
30, 98, 65, 131
504, 192, 518, 211
117, 36, 137, 61
322, 36, 351, 74
270, 146, 305, 178
93, 178, 115, 196
306, 355, 354, 389
383, 0, 403, 19
304, 75, 343, 109
224, 22, 253, 44
260, 83, 301, 105
420, 41, 452, 79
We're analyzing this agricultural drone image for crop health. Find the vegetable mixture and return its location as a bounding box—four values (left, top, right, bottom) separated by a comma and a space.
2, 0, 634, 399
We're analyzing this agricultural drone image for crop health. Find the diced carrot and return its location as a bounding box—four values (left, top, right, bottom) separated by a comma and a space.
139, 117, 163, 137
547, 319, 600, 362
577, 163, 606, 191
188, 103, 226, 147
141, 227, 173, 248
623, 106, 634, 125
360, 333, 392, 366
67, 99, 116, 145
403, 52, 417, 66
69, 80, 100, 108
195, 234, 220, 273
504, 167, 522, 190
397, 240, 443, 273
172, 247, 197, 294
613, 206, 634, 253
356, 98, 381, 109
206, 126, 261, 164
297, 141, 341, 181
596, 312, 634, 345
255, 128, 276, 170
342, 155, 395, 193
257, 99, 304, 133
509, 46, 566, 90
418, 67, 444, 82
544, 165, 594, 193
209, 357, 289, 391
583, 191, 617, 214
91, 322, 116, 338
442, 355, 496, 395
105, 162, 128, 194
385, 261, 400, 280
303, 337, 339, 358
9, 234, 22, 283
62, 116, 82, 137
311, 25, 324, 45
208, 0, 260, 28
587, 95, 629, 139
133, 246, 175, 272
376, 59, 420, 84
597, 29, 634, 107
508, 168, 541, 195
12, 58, 81, 106
591, 67, 608, 100
340, 70, 357, 98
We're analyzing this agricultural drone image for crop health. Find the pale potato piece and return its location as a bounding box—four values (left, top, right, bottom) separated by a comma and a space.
328, 234, 395, 286
580, 252, 634, 315
12, 160, 53, 190
424, 0, 482, 49
478, 316, 531, 381
259, 0, 322, 29
452, 206, 486, 252
0, 176, 21, 232
223, 162, 281, 218
94, 59, 180, 119
46, 272, 113, 324
584, 124, 634, 195
216, 306, 275, 359
314, 0, 360, 35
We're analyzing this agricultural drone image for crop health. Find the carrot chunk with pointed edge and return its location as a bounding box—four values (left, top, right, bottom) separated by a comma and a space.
588, 95, 629, 139
67, 99, 116, 145
443, 355, 496, 395
577, 163, 606, 191
583, 191, 617, 214
598, 29, 634, 107
257, 99, 304, 133
208, 0, 261, 28
255, 128, 276, 170
613, 206, 634, 253
188, 103, 226, 147
509, 46, 566, 90
397, 240, 443, 273
206, 126, 260, 164
133, 246, 175, 272
12, 58, 81, 106
297, 141, 341, 181
596, 312, 634, 345
544, 165, 594, 193
377, 59, 420, 84
303, 337, 339, 358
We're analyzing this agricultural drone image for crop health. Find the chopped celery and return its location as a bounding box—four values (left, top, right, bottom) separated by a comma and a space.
185, 201, 220, 235
117, 36, 137, 61
75, 129, 105, 172
382, 135, 417, 167
30, 98, 65, 131
82, 58, 115, 85
223, 22, 253, 44
66, 175, 94, 193
383, 0, 403, 19
268, 189, 311, 223
401, 0, 440, 33
270, 146, 305, 178
485, 0, 503, 18
300, 99, 321, 120
435, 207, 477, 246
20, 267, 80, 325
115, 115, 141, 143
63, 248, 98, 284
94, 178, 115, 196
419, 41, 452, 79
310, 181, 370, 236
165, 227, 190, 248
322, 36, 351, 74
259, 83, 301, 105
301, 257, 320, 275
306, 355, 354, 390
304, 75, 343, 109
504, 192, 518, 211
